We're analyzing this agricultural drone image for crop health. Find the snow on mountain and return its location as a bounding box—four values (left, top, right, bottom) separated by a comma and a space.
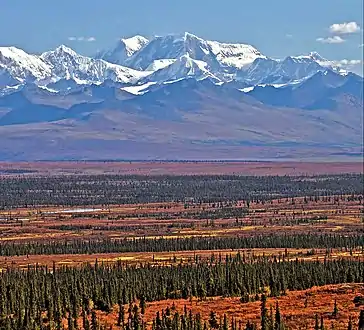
121, 82, 157, 95
123, 36, 149, 56
124, 32, 264, 73
144, 54, 221, 83
146, 59, 176, 71
206, 39, 265, 69
245, 70, 363, 111
0, 84, 24, 97
0, 33, 356, 95
41, 45, 149, 86
237, 52, 344, 85
290, 52, 343, 70
0, 46, 51, 87
96, 35, 149, 66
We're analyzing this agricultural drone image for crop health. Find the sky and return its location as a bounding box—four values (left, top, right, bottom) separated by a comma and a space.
0, 0, 363, 69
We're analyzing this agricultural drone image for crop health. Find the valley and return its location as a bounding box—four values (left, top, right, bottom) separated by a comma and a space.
0, 170, 363, 329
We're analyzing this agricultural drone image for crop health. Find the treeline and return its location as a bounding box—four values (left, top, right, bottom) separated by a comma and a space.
0, 256, 363, 329
43, 214, 330, 233
1, 234, 363, 257
148, 302, 364, 330
0, 174, 362, 208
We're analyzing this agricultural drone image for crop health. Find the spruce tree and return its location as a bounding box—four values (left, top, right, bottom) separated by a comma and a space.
359, 310, 364, 330
91, 310, 98, 330
347, 316, 352, 330
209, 311, 219, 329
315, 315, 320, 330
223, 314, 229, 330
83, 310, 91, 330
140, 296, 146, 315
261, 295, 268, 330
274, 302, 281, 330
68, 312, 74, 330
118, 302, 125, 328
332, 300, 338, 318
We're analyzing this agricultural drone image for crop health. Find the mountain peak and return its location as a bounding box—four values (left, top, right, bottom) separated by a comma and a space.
286, 52, 328, 64
96, 35, 149, 66
0, 46, 27, 58
143, 53, 221, 84
183, 32, 201, 41
0, 46, 51, 86
0, 32, 357, 97
121, 35, 148, 43
54, 45, 76, 54
0, 46, 47, 66
120, 35, 149, 56
121, 35, 148, 41
308, 51, 325, 61
123, 32, 264, 71
41, 45, 78, 61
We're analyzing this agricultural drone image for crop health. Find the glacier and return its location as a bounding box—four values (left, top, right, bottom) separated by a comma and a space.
0, 32, 353, 95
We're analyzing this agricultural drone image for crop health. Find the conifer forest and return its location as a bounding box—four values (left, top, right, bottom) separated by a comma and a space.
0, 165, 363, 329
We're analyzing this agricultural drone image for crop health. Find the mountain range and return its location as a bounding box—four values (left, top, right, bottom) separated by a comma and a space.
0, 32, 363, 161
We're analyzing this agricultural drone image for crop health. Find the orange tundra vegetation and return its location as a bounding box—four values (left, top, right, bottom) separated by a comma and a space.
95, 284, 364, 330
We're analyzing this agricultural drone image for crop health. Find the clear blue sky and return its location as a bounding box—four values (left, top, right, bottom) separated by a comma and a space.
1, 0, 363, 61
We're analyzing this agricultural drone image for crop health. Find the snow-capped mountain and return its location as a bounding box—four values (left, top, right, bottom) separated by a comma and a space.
143, 54, 221, 84
96, 35, 149, 66
0, 32, 357, 96
1, 32, 363, 161
246, 70, 363, 111
40, 45, 148, 86
123, 32, 265, 73
0, 46, 51, 87
236, 52, 344, 85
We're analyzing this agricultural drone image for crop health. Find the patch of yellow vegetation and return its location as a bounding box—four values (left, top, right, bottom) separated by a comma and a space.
331, 216, 361, 224
101, 256, 135, 262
